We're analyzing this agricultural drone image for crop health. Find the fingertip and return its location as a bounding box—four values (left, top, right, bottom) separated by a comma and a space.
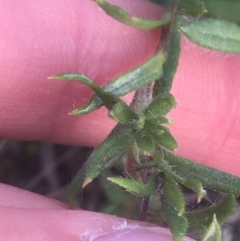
0, 183, 68, 209
94, 227, 194, 241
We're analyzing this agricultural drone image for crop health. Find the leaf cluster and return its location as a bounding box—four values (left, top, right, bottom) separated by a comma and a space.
50, 0, 240, 240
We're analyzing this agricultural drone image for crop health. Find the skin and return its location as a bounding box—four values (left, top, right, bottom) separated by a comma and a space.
0, 0, 240, 240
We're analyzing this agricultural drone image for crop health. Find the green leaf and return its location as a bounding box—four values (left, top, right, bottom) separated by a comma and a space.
153, 15, 181, 94
107, 174, 158, 196
186, 195, 236, 233
182, 179, 206, 203
83, 125, 134, 187
179, 19, 240, 53
155, 155, 206, 201
51, 73, 118, 110
161, 175, 188, 241
145, 117, 173, 125
143, 92, 176, 120
199, 215, 221, 241
162, 174, 185, 216
164, 151, 240, 196
203, 0, 240, 25
133, 131, 155, 155
71, 52, 165, 115
93, 0, 171, 30
67, 161, 88, 207
178, 0, 206, 18
99, 172, 136, 218
147, 193, 166, 223
145, 124, 178, 150
150, 0, 169, 7
109, 101, 139, 125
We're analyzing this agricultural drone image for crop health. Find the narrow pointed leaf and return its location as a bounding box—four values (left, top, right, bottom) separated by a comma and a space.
93, 0, 171, 30
143, 92, 176, 120
178, 0, 206, 18
51, 73, 118, 110
71, 52, 165, 115
133, 131, 155, 155
162, 174, 185, 216
164, 151, 240, 196
153, 15, 181, 94
71, 95, 102, 115
67, 161, 87, 207
109, 101, 138, 125
108, 174, 158, 196
182, 179, 206, 203
199, 215, 221, 241
203, 0, 240, 25
101, 51, 165, 96
186, 195, 236, 233
145, 124, 178, 150
83, 125, 134, 187
161, 175, 188, 241
103, 150, 127, 169
145, 117, 173, 125
179, 19, 240, 53
155, 155, 206, 201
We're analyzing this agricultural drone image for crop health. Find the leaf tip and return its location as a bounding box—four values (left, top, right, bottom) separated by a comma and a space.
82, 178, 92, 188
177, 211, 184, 217
48, 74, 63, 80
70, 110, 80, 115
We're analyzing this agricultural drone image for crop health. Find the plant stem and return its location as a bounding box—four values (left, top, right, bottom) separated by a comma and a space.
130, 83, 152, 114
139, 196, 150, 221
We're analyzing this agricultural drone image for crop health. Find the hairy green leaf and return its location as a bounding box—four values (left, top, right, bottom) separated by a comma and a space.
162, 174, 185, 216
186, 195, 236, 233
179, 19, 240, 53
145, 124, 178, 150
143, 92, 176, 120
182, 179, 206, 203
164, 151, 240, 196
155, 155, 206, 201
93, 0, 171, 29
153, 15, 181, 94
52, 73, 118, 110
161, 175, 188, 241
199, 215, 221, 241
108, 174, 158, 196
178, 0, 206, 18
203, 0, 240, 25
67, 161, 87, 207
134, 131, 155, 155
71, 52, 165, 115
145, 117, 173, 126
109, 102, 139, 125
83, 125, 134, 187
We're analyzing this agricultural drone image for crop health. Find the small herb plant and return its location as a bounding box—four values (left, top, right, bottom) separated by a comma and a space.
50, 0, 240, 240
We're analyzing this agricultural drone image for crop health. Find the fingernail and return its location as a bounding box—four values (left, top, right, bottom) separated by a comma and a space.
93, 227, 193, 241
